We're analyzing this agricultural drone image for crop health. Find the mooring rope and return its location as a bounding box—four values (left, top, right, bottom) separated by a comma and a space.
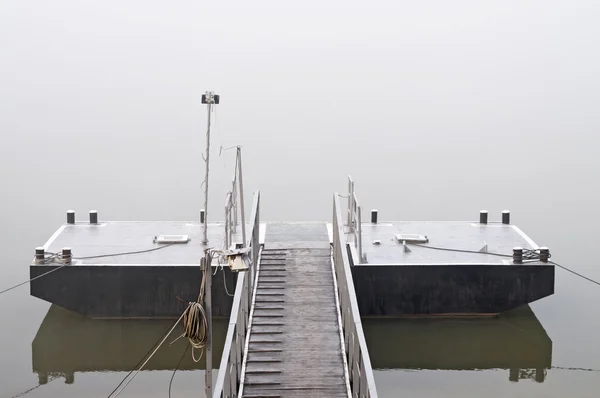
107, 249, 218, 397
171, 249, 221, 362
168, 343, 190, 398
7, 376, 59, 398
0, 243, 176, 297
107, 311, 185, 398
410, 243, 600, 287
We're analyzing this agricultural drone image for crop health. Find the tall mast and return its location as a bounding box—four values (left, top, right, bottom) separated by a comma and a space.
200, 91, 220, 245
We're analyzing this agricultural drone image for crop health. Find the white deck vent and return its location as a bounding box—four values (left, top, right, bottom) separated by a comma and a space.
155, 235, 190, 244
395, 234, 429, 244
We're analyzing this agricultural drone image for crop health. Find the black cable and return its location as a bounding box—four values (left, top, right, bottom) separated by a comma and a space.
8, 376, 58, 398
49, 242, 176, 260
0, 243, 177, 297
0, 264, 68, 296
552, 366, 600, 372
168, 343, 190, 398
409, 243, 512, 258
106, 320, 179, 398
550, 261, 600, 287
411, 243, 600, 287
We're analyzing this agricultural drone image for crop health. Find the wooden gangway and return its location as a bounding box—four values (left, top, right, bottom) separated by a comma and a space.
213, 194, 378, 398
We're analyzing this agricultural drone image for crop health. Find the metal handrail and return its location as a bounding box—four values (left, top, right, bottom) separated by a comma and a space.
224, 192, 233, 249
213, 191, 260, 398
333, 193, 378, 398
347, 176, 363, 263
224, 153, 241, 249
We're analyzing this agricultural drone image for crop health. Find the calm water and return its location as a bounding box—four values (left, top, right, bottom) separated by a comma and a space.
2, 1, 600, 397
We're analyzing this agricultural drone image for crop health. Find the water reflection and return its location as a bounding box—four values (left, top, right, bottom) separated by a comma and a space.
32, 305, 227, 385
363, 305, 552, 383
33, 304, 552, 387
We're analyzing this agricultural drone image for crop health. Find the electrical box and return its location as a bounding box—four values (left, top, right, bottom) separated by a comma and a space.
223, 247, 252, 272
228, 255, 249, 272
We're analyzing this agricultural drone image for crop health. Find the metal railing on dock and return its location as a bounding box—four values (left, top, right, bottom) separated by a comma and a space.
213, 192, 260, 398
224, 165, 239, 249
347, 176, 363, 263
334, 192, 378, 398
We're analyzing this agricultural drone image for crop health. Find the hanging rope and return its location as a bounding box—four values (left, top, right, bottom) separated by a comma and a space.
173, 249, 222, 362
108, 249, 220, 397
0, 243, 177, 297
180, 255, 209, 362
107, 312, 185, 398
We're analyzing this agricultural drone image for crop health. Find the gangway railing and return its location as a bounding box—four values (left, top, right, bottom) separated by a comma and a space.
214, 192, 260, 398
347, 176, 363, 263
224, 164, 239, 249
334, 192, 378, 397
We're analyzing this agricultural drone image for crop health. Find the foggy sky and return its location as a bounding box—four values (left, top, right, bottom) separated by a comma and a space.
2, 1, 599, 224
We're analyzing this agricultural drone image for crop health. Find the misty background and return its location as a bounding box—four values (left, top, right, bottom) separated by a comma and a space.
1, 1, 600, 397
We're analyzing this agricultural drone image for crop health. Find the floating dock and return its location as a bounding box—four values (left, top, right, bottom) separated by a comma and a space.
346, 220, 554, 316
31, 181, 554, 319
30, 220, 259, 319
28, 178, 555, 397
24, 93, 558, 397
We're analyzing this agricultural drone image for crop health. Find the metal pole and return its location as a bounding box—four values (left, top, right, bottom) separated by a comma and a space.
237, 147, 247, 247
204, 255, 213, 397
347, 177, 352, 227
232, 179, 237, 233
202, 102, 212, 245
357, 206, 363, 262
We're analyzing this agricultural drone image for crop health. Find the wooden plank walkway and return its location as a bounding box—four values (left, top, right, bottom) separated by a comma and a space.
241, 225, 349, 398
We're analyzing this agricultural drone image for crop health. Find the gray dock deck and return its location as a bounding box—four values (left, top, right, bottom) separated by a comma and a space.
345, 221, 542, 265
241, 224, 349, 398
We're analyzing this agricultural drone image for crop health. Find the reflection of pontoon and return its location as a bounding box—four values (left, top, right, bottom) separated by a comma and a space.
34, 303, 551, 385
362, 305, 552, 382
32, 305, 227, 385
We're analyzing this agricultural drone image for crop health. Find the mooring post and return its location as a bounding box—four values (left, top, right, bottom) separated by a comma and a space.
512, 247, 523, 264
502, 210, 510, 224
479, 210, 488, 224
66, 210, 75, 224
539, 247, 550, 263
62, 248, 72, 264
35, 247, 45, 263
203, 255, 213, 397
371, 209, 378, 224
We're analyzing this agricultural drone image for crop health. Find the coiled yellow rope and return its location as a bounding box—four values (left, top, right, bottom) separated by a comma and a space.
177, 249, 219, 362
182, 300, 208, 362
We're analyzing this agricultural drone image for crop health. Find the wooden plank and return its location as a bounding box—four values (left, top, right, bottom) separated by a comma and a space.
242, 239, 348, 398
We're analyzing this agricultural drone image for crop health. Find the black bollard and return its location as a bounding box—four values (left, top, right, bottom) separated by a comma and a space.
502, 210, 510, 224
513, 247, 523, 264
62, 247, 72, 264
539, 247, 550, 263
480, 210, 488, 224
35, 247, 45, 261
